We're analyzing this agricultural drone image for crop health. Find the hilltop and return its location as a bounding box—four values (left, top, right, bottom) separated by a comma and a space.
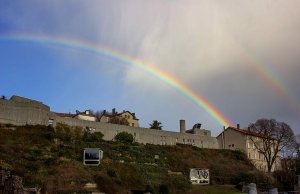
0, 124, 271, 194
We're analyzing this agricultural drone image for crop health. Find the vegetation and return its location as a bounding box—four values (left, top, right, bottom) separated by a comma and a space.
248, 118, 297, 172
149, 120, 163, 130
0, 124, 275, 193
114, 132, 134, 144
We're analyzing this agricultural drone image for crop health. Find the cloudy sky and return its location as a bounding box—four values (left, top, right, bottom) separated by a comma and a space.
1, 0, 300, 136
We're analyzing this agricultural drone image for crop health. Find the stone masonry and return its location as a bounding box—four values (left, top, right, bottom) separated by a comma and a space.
0, 95, 218, 149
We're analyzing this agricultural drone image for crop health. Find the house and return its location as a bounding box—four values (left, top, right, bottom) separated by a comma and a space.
99, 108, 139, 127
118, 110, 139, 127
216, 125, 281, 172
74, 110, 97, 122
56, 110, 97, 122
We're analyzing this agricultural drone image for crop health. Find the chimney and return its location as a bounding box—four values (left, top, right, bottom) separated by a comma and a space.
237, 124, 240, 129
180, 120, 186, 133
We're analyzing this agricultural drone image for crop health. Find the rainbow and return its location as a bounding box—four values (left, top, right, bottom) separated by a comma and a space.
252, 62, 300, 113
0, 33, 233, 127
230, 39, 300, 115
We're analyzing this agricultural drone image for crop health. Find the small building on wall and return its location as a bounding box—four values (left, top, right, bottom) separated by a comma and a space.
99, 109, 139, 127
74, 110, 97, 122
216, 125, 281, 172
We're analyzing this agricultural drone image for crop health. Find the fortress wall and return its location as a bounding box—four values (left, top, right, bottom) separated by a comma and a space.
53, 115, 218, 149
0, 97, 50, 126
0, 96, 219, 149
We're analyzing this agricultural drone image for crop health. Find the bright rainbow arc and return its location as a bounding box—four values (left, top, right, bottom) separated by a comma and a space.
0, 33, 233, 127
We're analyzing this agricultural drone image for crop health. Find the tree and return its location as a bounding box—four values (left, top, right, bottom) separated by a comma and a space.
248, 118, 297, 172
149, 120, 163, 130
114, 132, 134, 144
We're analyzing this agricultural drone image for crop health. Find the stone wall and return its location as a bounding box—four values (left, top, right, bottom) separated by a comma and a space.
1, 95, 219, 149
0, 96, 50, 126
52, 113, 218, 149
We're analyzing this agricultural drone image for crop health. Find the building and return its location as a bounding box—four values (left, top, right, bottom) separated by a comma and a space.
99, 109, 139, 127
0, 95, 218, 149
216, 125, 281, 172
73, 110, 97, 122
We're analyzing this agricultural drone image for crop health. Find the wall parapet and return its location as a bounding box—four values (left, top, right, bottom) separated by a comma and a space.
0, 95, 219, 149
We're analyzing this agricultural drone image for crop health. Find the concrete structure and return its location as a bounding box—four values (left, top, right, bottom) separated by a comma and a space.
0, 95, 50, 126
0, 95, 218, 149
217, 125, 281, 172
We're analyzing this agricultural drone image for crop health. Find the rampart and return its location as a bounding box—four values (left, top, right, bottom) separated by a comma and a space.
0, 96, 219, 149
0, 96, 50, 126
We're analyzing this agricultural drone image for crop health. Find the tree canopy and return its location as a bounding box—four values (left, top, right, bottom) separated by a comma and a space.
149, 120, 163, 130
248, 118, 297, 172
114, 132, 134, 144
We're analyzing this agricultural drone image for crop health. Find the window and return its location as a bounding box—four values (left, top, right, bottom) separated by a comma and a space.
248, 152, 251, 158
131, 123, 134, 126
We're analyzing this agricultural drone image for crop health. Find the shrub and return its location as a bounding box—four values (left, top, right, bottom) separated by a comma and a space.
168, 175, 191, 192
115, 132, 134, 144
159, 184, 169, 194
82, 131, 104, 142
55, 123, 72, 142
94, 173, 120, 193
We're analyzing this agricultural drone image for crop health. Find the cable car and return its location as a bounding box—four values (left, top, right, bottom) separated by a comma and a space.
83, 148, 103, 166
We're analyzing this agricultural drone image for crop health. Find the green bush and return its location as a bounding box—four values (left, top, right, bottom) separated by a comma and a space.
82, 131, 104, 142
114, 132, 134, 144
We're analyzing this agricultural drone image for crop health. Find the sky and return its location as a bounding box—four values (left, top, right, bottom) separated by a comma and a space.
1, 0, 300, 136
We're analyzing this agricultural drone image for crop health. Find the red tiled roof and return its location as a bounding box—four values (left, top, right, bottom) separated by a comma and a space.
226, 126, 276, 140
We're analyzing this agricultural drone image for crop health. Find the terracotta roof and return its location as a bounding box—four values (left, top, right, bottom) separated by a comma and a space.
218, 126, 276, 140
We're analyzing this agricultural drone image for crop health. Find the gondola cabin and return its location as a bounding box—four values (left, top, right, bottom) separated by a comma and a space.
83, 148, 103, 166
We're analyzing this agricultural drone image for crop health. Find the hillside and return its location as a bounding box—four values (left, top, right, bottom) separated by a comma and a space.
0, 124, 271, 194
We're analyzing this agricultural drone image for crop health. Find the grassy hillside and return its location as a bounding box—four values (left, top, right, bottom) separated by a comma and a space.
0, 124, 271, 194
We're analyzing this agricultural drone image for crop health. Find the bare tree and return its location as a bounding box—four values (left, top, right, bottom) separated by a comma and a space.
248, 118, 297, 172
